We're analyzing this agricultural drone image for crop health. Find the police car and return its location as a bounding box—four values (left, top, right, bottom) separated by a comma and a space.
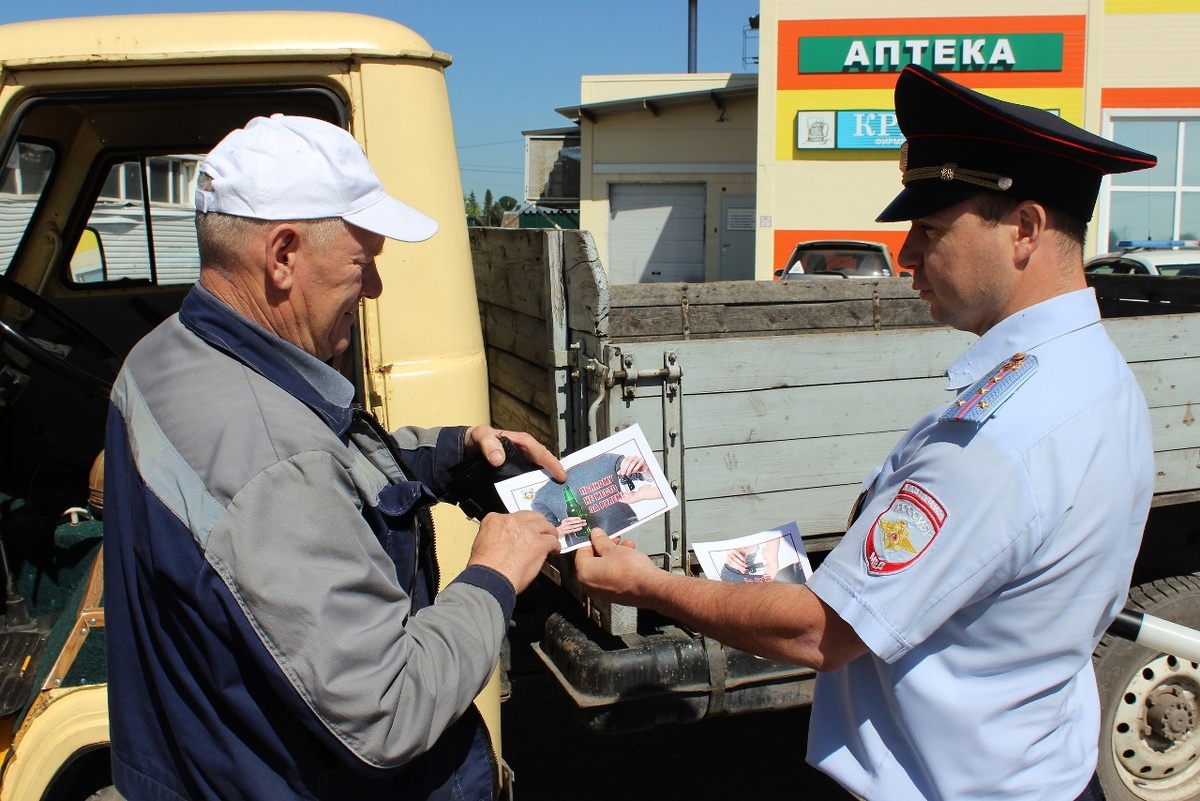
1085, 240, 1200, 276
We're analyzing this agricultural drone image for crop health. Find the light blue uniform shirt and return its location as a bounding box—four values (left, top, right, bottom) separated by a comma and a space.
806, 288, 1154, 801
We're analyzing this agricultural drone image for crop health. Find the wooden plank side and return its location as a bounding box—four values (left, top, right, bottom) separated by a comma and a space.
682, 433, 898, 500
1150, 405, 1200, 453
470, 228, 552, 321
684, 441, 1200, 547
685, 484, 861, 542
608, 298, 938, 340
1131, 357, 1200, 408
1105, 314, 1200, 362
478, 305, 547, 368
561, 231, 609, 339
484, 347, 558, 418
1155, 447, 1200, 494
488, 389, 552, 448
609, 277, 919, 308
609, 329, 974, 397
680, 377, 946, 447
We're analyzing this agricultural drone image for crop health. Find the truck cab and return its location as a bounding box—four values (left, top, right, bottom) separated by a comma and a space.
0, 13, 496, 799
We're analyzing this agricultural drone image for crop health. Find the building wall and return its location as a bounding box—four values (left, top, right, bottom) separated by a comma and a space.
756, 0, 1200, 278
577, 75, 757, 282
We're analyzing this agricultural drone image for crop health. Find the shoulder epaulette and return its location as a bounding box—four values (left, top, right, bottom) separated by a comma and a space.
939, 352, 1038, 425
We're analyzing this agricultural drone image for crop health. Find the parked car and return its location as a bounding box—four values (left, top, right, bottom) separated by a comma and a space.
1085, 240, 1200, 276
775, 239, 903, 280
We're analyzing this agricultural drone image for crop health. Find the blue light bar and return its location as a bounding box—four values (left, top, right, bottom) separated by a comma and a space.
1116, 240, 1199, 249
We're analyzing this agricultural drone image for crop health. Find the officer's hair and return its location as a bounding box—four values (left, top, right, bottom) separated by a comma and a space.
194, 175, 350, 272
972, 192, 1087, 255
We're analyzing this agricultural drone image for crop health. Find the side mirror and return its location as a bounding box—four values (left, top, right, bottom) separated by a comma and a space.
69, 227, 107, 284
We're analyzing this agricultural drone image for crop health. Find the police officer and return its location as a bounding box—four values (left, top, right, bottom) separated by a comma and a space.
575, 64, 1158, 801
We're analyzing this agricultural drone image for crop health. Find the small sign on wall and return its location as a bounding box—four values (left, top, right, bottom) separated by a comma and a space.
726, 208, 756, 231
796, 111, 836, 149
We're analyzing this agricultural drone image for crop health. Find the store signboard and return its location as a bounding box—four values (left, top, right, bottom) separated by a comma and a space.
796, 110, 904, 150
798, 33, 1063, 74
837, 111, 902, 149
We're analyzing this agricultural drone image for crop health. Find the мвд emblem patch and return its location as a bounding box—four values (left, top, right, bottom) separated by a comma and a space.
865, 480, 946, 576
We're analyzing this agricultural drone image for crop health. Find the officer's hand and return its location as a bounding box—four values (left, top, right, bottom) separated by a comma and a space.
574, 529, 658, 606
464, 425, 567, 483
468, 510, 561, 593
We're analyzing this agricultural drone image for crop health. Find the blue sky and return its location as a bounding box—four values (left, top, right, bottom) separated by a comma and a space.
0, 1, 760, 204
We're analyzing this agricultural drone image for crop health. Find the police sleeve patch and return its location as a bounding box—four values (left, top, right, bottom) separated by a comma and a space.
865, 480, 947, 576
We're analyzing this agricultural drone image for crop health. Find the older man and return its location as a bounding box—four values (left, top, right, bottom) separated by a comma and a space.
104, 115, 563, 801
576, 65, 1158, 800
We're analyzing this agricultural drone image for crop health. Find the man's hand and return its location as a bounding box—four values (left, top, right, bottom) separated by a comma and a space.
464, 425, 567, 483
469, 510, 561, 593
557, 517, 588, 537
574, 528, 661, 607
616, 455, 648, 476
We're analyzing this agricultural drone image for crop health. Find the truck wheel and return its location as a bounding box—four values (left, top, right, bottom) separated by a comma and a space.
1096, 575, 1200, 801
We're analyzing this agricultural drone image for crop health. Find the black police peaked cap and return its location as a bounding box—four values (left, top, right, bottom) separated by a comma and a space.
877, 65, 1157, 223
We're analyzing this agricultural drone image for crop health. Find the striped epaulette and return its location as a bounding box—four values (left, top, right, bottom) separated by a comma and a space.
939, 351, 1038, 425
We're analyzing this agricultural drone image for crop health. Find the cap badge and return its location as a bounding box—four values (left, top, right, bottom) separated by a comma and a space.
902, 162, 1015, 193
898, 141, 909, 173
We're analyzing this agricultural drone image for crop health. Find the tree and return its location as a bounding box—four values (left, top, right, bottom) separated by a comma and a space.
463, 191, 481, 220
482, 189, 494, 226
465, 190, 520, 226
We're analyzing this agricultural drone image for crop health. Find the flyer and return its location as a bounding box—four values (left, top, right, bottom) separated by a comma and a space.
494, 424, 679, 553
691, 522, 812, 585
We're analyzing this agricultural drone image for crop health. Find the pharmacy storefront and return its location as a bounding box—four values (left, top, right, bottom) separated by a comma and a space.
755, 1, 1200, 277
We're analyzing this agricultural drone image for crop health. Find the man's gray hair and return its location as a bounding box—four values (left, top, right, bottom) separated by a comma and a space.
195, 173, 350, 270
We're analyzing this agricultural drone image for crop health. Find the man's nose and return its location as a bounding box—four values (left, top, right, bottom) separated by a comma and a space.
897, 229, 922, 273
362, 265, 383, 299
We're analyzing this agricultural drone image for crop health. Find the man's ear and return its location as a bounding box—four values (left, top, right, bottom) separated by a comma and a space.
264, 223, 302, 291
1012, 201, 1048, 264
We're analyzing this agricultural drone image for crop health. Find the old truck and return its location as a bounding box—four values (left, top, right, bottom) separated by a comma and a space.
0, 11, 509, 800
0, 9, 1198, 801
470, 226, 1200, 801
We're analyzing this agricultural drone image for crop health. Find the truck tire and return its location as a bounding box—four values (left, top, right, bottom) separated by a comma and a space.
1096, 575, 1200, 801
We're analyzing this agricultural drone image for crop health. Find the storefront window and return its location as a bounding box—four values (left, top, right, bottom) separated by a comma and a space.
1105, 116, 1200, 250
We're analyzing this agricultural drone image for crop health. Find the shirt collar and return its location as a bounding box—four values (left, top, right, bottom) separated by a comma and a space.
944, 287, 1101, 391
179, 283, 356, 435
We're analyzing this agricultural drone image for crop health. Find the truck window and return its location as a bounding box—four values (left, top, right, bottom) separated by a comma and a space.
72, 155, 204, 285
0, 141, 56, 274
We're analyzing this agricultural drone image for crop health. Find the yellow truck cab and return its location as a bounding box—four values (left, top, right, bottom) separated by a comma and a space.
0, 12, 498, 799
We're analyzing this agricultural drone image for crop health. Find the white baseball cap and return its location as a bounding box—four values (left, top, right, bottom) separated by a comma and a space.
195, 114, 439, 243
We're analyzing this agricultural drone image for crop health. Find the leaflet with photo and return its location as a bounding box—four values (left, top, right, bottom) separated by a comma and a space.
692, 522, 812, 585
494, 424, 679, 553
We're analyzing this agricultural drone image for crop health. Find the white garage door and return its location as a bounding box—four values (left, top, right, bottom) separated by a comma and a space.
608, 183, 705, 284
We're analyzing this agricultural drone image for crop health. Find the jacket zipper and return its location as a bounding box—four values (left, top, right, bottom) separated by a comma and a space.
352, 407, 499, 800
351, 407, 440, 600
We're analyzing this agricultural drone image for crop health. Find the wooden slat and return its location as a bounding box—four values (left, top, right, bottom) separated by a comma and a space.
479, 305, 547, 368
682, 433, 897, 499
680, 376, 949, 447
488, 389, 551, 449
1105, 314, 1200, 362
1154, 448, 1200, 494
610, 329, 973, 397
686, 484, 861, 542
1131, 358, 1200, 408
470, 228, 551, 321
562, 231, 608, 338
483, 348, 557, 418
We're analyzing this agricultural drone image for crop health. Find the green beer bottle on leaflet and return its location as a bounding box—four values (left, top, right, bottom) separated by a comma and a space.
562, 485, 592, 536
